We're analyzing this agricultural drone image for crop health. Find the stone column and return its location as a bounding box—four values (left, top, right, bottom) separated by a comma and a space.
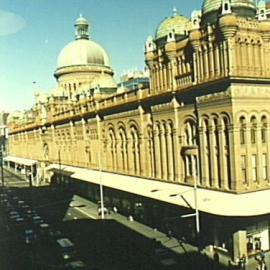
257, 125, 263, 185
223, 41, 229, 76
218, 125, 226, 189
233, 231, 247, 263
245, 124, 253, 189
208, 43, 214, 78
266, 124, 270, 185
160, 125, 167, 179
139, 105, 145, 176
154, 129, 161, 179
214, 44, 221, 77
199, 125, 208, 187
166, 127, 174, 181
203, 45, 209, 79
209, 125, 218, 187
228, 124, 240, 190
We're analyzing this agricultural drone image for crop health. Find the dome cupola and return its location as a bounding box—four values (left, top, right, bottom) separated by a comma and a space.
54, 15, 117, 98
56, 15, 111, 70
75, 14, 89, 40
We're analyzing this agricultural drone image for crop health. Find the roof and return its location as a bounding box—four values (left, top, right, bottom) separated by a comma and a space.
4, 156, 37, 166
155, 9, 190, 39
202, 0, 256, 14
57, 238, 74, 248
56, 39, 111, 69
47, 163, 270, 217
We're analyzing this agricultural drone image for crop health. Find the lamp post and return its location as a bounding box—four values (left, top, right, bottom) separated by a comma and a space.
97, 114, 105, 220
170, 177, 200, 236
0, 144, 4, 187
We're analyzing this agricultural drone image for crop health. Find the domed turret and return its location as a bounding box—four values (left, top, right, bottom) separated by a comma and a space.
54, 15, 117, 98
56, 15, 111, 70
202, 0, 256, 25
155, 8, 190, 41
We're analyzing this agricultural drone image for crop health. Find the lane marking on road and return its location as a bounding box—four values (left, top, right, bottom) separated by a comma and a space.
73, 207, 97, 220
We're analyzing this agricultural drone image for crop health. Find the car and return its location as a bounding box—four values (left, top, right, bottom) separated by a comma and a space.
24, 229, 37, 244
65, 260, 86, 269
57, 238, 76, 261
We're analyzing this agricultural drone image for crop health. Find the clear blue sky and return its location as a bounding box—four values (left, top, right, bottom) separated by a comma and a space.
0, 0, 201, 112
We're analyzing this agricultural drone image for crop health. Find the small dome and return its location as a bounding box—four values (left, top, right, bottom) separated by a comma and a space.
202, 0, 256, 24
56, 39, 111, 69
155, 8, 190, 39
75, 14, 88, 25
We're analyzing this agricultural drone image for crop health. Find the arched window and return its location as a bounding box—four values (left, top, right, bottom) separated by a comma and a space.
213, 118, 219, 147
261, 116, 267, 144
222, 117, 229, 147
119, 128, 127, 171
250, 116, 257, 144
130, 125, 140, 174
239, 116, 246, 145
108, 128, 116, 170
184, 120, 196, 146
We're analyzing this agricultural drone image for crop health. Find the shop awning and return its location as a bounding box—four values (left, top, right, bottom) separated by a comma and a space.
48, 163, 270, 217
3, 156, 37, 166
45, 164, 80, 175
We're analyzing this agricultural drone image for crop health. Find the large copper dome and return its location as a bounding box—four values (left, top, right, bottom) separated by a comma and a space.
155, 8, 190, 40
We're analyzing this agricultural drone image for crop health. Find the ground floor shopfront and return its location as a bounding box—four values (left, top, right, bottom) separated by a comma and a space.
3, 156, 270, 261
49, 168, 270, 262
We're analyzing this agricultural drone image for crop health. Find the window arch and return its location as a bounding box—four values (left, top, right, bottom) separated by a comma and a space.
108, 128, 117, 170
130, 125, 140, 175
184, 120, 196, 146
239, 116, 246, 145
261, 116, 267, 144
119, 127, 128, 172
250, 116, 257, 144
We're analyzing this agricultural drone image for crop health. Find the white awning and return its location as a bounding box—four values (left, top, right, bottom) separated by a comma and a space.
45, 164, 78, 174
49, 163, 270, 217
3, 156, 37, 166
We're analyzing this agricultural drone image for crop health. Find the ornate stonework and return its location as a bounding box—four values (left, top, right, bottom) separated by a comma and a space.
7, 5, 270, 195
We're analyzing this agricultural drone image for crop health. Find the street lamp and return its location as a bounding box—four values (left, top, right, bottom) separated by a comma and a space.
170, 179, 200, 235
0, 145, 4, 187
97, 114, 105, 220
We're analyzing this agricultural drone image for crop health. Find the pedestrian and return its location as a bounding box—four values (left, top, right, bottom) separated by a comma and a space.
213, 250, 220, 263
239, 254, 246, 270
167, 229, 173, 239
260, 250, 266, 263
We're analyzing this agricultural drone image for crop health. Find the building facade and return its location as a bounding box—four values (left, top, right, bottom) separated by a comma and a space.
6, 0, 270, 261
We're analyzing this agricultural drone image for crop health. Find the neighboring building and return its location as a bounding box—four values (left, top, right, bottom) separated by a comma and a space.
117, 70, 149, 92
0, 111, 9, 154
5, 1, 270, 261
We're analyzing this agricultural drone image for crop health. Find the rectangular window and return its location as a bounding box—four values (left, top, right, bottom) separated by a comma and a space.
261, 127, 266, 143
241, 155, 247, 184
240, 129, 245, 145
262, 153, 268, 181
252, 155, 257, 182
251, 128, 256, 144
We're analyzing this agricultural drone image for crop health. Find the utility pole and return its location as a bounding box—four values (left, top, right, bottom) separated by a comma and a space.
58, 149, 62, 185
97, 114, 105, 220
0, 145, 4, 187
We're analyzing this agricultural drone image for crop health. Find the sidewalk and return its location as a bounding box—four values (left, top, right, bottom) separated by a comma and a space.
71, 195, 270, 270
71, 196, 198, 253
